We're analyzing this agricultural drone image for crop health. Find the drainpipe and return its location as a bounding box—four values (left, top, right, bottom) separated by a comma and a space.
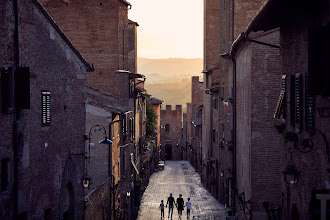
13, 0, 20, 217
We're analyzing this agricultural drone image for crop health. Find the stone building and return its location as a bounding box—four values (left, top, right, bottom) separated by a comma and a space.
196, 0, 283, 219
229, 29, 282, 219
0, 0, 92, 219
245, 0, 330, 219
149, 97, 164, 165
183, 76, 203, 174
160, 105, 183, 161
38, 1, 150, 219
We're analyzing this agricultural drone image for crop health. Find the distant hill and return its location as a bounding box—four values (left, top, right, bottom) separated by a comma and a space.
137, 57, 203, 109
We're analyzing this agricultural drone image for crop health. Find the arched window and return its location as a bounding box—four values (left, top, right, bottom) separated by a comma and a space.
165, 124, 170, 132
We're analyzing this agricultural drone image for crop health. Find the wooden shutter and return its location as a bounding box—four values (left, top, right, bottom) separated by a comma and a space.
295, 74, 302, 129
15, 67, 30, 109
305, 72, 315, 133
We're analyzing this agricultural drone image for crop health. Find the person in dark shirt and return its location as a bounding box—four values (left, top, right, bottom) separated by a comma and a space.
176, 194, 184, 220
166, 193, 175, 219
160, 200, 165, 219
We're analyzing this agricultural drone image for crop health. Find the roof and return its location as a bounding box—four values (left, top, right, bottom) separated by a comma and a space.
202, 65, 220, 74
114, 70, 145, 79
34, 0, 93, 72
128, 19, 139, 26
149, 97, 164, 105
118, 0, 131, 7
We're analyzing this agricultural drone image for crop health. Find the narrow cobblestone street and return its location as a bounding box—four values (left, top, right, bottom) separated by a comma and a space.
137, 161, 227, 220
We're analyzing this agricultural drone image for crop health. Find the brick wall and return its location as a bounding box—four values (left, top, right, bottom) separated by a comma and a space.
0, 0, 88, 218
160, 105, 183, 161
39, 0, 130, 99
235, 29, 281, 219
85, 178, 111, 220
280, 5, 330, 218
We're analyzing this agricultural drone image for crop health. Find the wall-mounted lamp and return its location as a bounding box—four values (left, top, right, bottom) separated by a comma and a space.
127, 191, 131, 197
83, 176, 91, 188
282, 153, 300, 184
86, 125, 112, 163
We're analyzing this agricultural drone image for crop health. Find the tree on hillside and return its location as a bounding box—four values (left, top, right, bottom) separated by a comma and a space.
146, 100, 158, 140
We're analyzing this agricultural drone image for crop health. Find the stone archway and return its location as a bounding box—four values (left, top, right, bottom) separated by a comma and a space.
165, 144, 172, 160
59, 156, 78, 220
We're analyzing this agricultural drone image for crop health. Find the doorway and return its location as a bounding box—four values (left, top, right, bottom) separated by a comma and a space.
165, 145, 172, 160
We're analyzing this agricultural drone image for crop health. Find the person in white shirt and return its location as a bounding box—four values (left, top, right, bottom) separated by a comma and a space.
186, 198, 192, 219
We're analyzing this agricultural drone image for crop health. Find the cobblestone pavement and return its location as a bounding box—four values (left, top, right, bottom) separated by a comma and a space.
137, 161, 227, 220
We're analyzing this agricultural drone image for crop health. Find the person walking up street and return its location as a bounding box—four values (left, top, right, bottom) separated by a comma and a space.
176, 194, 184, 220
166, 193, 175, 219
186, 198, 192, 219
160, 200, 165, 219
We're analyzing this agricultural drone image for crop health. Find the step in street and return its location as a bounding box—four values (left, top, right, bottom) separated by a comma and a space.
137, 161, 227, 220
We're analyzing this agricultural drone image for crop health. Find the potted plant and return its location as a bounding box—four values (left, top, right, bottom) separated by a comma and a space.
282, 130, 298, 143
274, 122, 286, 134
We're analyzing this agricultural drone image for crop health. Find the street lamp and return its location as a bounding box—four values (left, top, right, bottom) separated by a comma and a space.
87, 125, 112, 163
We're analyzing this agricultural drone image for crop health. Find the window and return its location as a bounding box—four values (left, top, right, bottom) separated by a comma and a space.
1, 66, 30, 113
41, 91, 51, 126
212, 129, 216, 143
309, 24, 330, 96
305, 72, 315, 133
213, 99, 218, 109
165, 124, 170, 132
129, 118, 135, 142
122, 115, 127, 140
15, 67, 30, 110
129, 80, 135, 98
197, 108, 202, 118
1, 159, 9, 192
121, 149, 126, 178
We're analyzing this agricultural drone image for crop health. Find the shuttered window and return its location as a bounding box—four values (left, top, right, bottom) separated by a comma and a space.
15, 67, 30, 109
295, 74, 303, 129
308, 24, 330, 96
41, 90, 51, 126
305, 72, 315, 133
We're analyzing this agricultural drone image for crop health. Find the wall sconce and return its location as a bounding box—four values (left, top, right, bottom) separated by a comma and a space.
83, 176, 91, 188
127, 191, 131, 197
282, 153, 300, 184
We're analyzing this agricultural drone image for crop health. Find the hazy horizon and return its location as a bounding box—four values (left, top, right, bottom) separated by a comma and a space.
137, 57, 203, 110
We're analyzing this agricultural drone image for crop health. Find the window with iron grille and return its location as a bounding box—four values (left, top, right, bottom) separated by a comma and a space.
41, 90, 51, 126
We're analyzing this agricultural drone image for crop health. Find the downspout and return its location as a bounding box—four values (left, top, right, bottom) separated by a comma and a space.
13, 0, 20, 217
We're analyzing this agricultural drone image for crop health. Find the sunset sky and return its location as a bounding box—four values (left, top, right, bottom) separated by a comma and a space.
128, 0, 203, 59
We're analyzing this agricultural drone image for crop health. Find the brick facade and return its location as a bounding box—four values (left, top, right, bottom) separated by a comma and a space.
160, 105, 183, 161
39, 0, 131, 100
0, 0, 91, 219
235, 29, 281, 219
